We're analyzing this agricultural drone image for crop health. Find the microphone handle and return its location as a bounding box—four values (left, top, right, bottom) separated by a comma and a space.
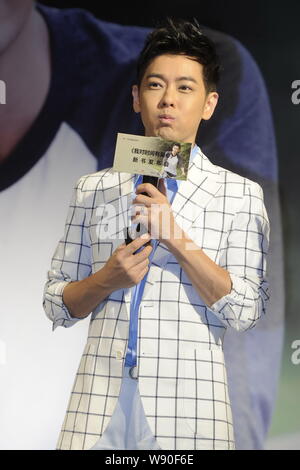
125, 175, 160, 245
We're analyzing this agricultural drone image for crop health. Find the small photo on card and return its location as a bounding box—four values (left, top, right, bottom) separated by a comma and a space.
112, 133, 192, 181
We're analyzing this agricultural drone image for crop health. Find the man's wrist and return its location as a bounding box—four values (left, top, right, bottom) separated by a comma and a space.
91, 267, 113, 296
163, 228, 193, 256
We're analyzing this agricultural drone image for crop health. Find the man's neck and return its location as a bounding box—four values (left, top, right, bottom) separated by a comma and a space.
0, 5, 51, 163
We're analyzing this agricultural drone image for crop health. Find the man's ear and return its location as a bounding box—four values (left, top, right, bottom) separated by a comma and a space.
202, 92, 219, 121
132, 85, 141, 113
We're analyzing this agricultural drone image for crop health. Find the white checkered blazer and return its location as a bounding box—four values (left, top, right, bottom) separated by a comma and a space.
43, 147, 269, 450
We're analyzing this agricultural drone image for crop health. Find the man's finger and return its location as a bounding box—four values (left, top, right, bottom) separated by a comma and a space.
130, 204, 148, 217
136, 183, 159, 198
126, 233, 151, 254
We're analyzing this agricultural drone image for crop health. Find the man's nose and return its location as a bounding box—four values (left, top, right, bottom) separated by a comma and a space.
159, 86, 176, 108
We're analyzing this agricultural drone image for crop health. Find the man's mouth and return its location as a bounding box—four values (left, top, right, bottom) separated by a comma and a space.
158, 114, 175, 123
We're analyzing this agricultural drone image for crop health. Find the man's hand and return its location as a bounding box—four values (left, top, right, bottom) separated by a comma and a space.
132, 180, 183, 242
63, 234, 152, 319
99, 234, 153, 290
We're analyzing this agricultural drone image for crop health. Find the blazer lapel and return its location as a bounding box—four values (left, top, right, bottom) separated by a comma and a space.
149, 149, 223, 271
119, 173, 135, 314
101, 171, 135, 317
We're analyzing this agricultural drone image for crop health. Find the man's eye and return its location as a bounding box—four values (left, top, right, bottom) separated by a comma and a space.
179, 85, 192, 91
149, 82, 162, 88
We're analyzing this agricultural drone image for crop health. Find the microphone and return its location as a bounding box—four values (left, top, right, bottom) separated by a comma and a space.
140, 175, 159, 193
125, 175, 159, 245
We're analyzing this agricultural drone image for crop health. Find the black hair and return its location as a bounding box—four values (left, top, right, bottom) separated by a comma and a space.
173, 143, 181, 149
136, 18, 220, 93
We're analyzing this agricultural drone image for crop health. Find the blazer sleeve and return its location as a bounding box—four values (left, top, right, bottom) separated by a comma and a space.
43, 176, 92, 331
208, 181, 270, 331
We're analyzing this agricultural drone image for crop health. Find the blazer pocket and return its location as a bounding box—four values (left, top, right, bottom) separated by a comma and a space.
181, 348, 232, 444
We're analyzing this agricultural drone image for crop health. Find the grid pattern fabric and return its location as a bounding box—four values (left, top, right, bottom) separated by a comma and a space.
43, 148, 269, 450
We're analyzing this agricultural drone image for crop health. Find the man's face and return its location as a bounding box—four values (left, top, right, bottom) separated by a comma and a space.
132, 54, 218, 144
172, 145, 180, 155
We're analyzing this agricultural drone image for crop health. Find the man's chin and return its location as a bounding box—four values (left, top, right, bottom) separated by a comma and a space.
146, 126, 184, 142
156, 127, 178, 141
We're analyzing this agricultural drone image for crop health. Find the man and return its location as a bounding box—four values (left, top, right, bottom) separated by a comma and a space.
161, 143, 185, 178
43, 19, 270, 450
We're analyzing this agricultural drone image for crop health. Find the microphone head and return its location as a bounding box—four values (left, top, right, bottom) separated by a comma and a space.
142, 175, 159, 188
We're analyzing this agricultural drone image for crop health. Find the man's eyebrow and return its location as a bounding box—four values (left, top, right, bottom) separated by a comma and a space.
146, 74, 198, 84
145, 74, 165, 81
177, 76, 198, 84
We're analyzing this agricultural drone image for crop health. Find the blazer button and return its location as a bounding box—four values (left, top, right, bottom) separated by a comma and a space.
115, 350, 123, 360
